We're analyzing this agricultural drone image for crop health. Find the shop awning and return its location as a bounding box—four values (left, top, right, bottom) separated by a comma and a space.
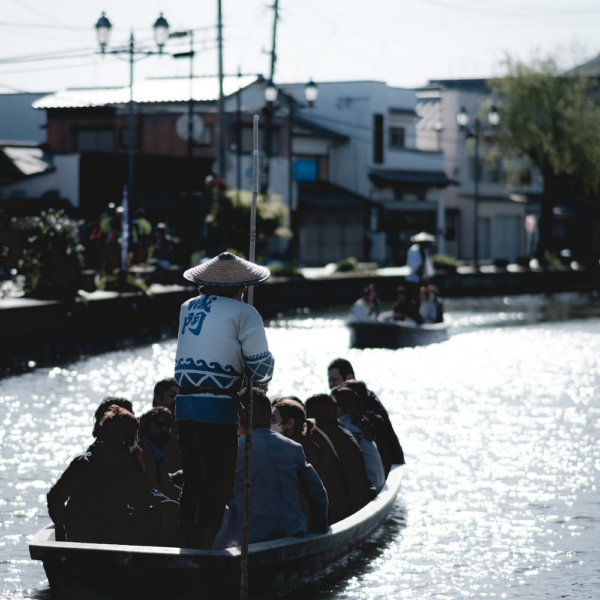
369, 169, 457, 188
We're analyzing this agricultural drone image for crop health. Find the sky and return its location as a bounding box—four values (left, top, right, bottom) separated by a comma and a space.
1, 0, 600, 95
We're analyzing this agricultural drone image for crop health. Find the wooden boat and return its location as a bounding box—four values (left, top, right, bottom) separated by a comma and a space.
348, 311, 449, 349
29, 465, 404, 600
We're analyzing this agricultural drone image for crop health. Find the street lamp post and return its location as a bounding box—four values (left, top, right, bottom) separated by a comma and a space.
262, 80, 319, 260
95, 12, 170, 211
456, 105, 499, 269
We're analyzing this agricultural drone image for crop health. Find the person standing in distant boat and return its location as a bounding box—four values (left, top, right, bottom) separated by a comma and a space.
405, 232, 435, 325
173, 252, 275, 550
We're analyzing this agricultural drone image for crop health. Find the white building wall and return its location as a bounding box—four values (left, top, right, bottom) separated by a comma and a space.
0, 154, 80, 207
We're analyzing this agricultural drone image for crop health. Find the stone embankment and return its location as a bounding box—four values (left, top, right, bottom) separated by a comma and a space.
1, 265, 598, 378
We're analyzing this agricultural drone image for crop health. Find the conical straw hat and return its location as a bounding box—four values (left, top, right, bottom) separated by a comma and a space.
183, 252, 270, 286
410, 231, 436, 243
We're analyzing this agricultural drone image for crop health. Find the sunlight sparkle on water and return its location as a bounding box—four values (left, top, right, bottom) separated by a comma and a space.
1, 311, 599, 598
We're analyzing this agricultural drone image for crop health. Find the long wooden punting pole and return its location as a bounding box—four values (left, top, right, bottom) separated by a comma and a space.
240, 114, 259, 600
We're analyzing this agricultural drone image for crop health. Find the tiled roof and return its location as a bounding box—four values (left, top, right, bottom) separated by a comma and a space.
298, 181, 380, 210
292, 115, 348, 142
33, 75, 260, 109
1, 146, 53, 177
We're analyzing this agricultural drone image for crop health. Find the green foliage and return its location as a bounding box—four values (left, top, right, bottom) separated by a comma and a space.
431, 253, 459, 270
490, 53, 600, 260
267, 261, 305, 279
210, 190, 288, 262
491, 55, 600, 194
335, 256, 359, 272
12, 209, 84, 297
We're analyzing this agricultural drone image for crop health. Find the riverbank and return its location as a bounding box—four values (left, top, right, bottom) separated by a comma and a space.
1, 265, 599, 378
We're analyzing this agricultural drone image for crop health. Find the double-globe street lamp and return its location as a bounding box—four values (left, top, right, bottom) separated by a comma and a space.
262, 80, 319, 260
456, 105, 500, 269
95, 12, 170, 210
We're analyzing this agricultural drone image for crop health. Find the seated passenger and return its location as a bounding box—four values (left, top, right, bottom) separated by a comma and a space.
393, 286, 409, 322
331, 387, 385, 493
349, 285, 379, 321
92, 395, 134, 439
213, 390, 328, 549
344, 379, 405, 475
305, 393, 376, 515
272, 398, 350, 526
419, 285, 437, 324
47, 405, 160, 545
428, 285, 444, 323
152, 378, 182, 482
139, 407, 182, 547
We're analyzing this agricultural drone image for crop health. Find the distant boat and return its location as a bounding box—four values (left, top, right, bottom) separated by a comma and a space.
348, 311, 449, 349
29, 465, 404, 600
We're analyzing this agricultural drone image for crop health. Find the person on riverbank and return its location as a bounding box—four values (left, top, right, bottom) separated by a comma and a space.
47, 405, 160, 545
173, 252, 274, 550
213, 390, 328, 549
305, 393, 375, 514
331, 386, 385, 493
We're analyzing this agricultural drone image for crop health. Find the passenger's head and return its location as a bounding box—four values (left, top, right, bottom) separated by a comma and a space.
152, 378, 179, 413
331, 386, 361, 418
343, 380, 371, 411
271, 394, 303, 407
238, 388, 272, 429
97, 405, 139, 448
419, 286, 428, 301
327, 358, 355, 389
305, 393, 338, 421
139, 406, 172, 449
272, 399, 306, 437
93, 396, 134, 438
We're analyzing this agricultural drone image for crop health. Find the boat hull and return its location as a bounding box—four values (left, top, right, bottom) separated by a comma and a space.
348, 316, 448, 349
30, 465, 404, 600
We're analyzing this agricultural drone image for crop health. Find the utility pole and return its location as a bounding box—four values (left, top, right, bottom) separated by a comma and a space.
261, 0, 279, 196
217, 0, 226, 180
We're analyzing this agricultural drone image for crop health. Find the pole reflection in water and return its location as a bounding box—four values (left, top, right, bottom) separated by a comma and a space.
1, 302, 599, 599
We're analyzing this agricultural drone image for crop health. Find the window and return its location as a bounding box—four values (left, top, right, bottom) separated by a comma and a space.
389, 127, 405, 149
76, 130, 115, 153
373, 114, 384, 164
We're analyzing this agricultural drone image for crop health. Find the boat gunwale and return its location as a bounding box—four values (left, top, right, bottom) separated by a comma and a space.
29, 465, 404, 570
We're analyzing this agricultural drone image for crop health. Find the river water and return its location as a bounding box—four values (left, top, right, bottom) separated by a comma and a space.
1, 293, 599, 599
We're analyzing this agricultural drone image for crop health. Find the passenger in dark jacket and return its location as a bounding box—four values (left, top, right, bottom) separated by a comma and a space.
47, 405, 160, 545
305, 393, 376, 515
139, 406, 182, 547
272, 398, 351, 526
344, 380, 405, 474
214, 390, 328, 549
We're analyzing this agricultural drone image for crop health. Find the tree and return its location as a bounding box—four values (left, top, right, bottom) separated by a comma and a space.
491, 55, 600, 262
210, 190, 288, 261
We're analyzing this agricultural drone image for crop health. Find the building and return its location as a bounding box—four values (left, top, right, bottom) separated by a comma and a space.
416, 79, 529, 264
231, 80, 454, 265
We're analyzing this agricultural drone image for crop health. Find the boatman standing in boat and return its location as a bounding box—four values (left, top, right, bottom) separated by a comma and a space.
405, 231, 436, 324
173, 252, 274, 549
